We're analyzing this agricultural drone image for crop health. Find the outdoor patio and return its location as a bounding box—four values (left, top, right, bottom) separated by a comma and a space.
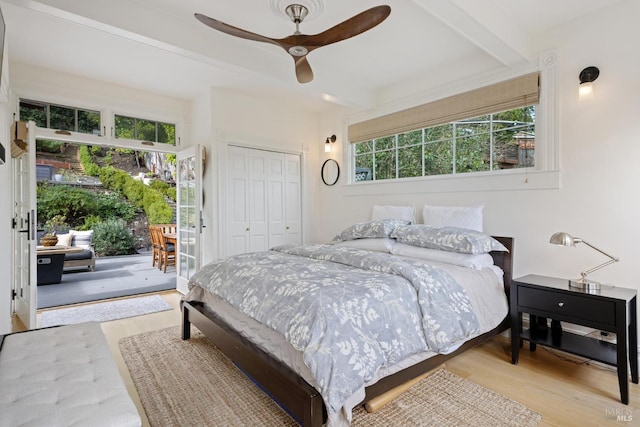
37, 252, 176, 309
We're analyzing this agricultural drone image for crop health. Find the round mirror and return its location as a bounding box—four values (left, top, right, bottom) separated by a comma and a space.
321, 159, 340, 186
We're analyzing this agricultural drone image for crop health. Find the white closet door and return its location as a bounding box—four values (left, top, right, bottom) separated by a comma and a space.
227, 146, 250, 256
225, 146, 302, 256
248, 150, 269, 252
267, 152, 286, 247
284, 154, 302, 245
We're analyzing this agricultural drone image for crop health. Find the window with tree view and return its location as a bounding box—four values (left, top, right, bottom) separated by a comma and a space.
19, 99, 101, 135
114, 114, 176, 145
353, 105, 535, 182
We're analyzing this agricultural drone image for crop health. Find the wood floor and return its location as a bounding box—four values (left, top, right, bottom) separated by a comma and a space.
25, 291, 640, 426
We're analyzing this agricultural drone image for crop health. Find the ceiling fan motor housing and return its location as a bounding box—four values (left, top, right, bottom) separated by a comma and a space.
285, 4, 309, 23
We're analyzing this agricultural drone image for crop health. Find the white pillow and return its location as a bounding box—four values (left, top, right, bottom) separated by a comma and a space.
371, 205, 416, 224
56, 232, 73, 247
333, 238, 396, 253
422, 204, 484, 232
391, 242, 494, 269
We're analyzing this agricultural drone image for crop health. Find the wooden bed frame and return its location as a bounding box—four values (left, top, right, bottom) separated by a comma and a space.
182, 236, 513, 426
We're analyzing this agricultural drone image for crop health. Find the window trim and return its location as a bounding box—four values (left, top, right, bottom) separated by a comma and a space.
345, 50, 560, 192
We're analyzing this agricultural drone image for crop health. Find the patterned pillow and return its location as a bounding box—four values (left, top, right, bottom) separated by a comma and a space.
70, 230, 94, 250
391, 225, 508, 254
333, 219, 409, 242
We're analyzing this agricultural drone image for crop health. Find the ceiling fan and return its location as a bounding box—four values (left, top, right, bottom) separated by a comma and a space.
195, 4, 391, 84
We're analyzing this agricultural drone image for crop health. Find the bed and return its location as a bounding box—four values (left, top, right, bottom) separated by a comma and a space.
181, 222, 513, 427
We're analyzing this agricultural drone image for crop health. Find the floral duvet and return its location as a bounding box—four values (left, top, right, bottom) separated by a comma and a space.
187, 244, 481, 421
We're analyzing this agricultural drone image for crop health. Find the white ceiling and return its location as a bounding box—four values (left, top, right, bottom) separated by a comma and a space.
1, 0, 625, 112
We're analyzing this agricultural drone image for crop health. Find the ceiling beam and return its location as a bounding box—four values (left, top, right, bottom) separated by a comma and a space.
412, 0, 531, 67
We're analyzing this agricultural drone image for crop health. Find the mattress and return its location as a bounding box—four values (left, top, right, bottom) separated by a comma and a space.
183, 254, 507, 426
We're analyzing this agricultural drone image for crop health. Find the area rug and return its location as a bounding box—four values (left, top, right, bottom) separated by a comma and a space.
119, 326, 542, 427
39, 294, 173, 327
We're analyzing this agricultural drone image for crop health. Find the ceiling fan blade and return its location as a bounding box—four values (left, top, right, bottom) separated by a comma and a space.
195, 13, 280, 46
294, 56, 314, 84
304, 5, 391, 48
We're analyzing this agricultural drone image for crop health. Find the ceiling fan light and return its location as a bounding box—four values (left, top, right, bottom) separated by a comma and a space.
288, 45, 308, 56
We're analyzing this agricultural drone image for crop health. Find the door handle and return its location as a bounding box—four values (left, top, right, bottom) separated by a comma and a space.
18, 211, 35, 240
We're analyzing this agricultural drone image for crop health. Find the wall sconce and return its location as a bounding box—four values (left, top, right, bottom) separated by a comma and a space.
578, 66, 599, 100
324, 134, 336, 153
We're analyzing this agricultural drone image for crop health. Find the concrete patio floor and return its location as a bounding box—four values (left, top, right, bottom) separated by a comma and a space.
37, 252, 176, 309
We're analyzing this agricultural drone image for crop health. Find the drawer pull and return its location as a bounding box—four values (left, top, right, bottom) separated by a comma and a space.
558, 302, 564, 307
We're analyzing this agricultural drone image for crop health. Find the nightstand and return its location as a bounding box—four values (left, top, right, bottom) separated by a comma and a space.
511, 274, 638, 404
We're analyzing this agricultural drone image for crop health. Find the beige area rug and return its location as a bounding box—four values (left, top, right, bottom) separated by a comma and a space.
119, 326, 542, 427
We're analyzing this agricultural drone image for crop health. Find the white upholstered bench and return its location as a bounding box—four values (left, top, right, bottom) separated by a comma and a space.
0, 322, 141, 427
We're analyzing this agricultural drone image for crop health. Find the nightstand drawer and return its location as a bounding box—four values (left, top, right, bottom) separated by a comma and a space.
518, 287, 615, 326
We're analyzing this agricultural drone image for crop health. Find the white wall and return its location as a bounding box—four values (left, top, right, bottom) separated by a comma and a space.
315, 0, 640, 293
194, 87, 321, 265
11, 64, 191, 134
0, 44, 14, 333
0, 101, 12, 334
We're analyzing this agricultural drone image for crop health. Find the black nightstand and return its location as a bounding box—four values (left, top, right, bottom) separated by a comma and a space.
511, 274, 638, 404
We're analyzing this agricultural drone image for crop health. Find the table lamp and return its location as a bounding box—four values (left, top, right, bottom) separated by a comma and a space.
549, 232, 619, 291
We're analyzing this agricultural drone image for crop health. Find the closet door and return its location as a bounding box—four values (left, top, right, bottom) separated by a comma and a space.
284, 154, 302, 245
248, 150, 269, 252
227, 146, 250, 255
266, 152, 286, 247
226, 146, 302, 256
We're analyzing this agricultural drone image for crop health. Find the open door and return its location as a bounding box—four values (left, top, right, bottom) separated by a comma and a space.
175, 145, 203, 293
12, 121, 37, 329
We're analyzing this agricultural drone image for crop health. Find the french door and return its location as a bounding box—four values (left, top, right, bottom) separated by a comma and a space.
175, 145, 203, 293
13, 121, 37, 329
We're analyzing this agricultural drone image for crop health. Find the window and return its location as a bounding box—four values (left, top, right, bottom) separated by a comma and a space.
353, 106, 535, 181
349, 72, 539, 183
19, 99, 101, 135
114, 114, 176, 145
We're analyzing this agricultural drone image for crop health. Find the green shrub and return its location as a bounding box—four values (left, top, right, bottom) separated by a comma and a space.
149, 179, 176, 202
146, 201, 173, 224
95, 192, 138, 221
79, 145, 101, 177
165, 187, 176, 201
37, 183, 99, 226
99, 166, 173, 225
36, 140, 63, 153
93, 219, 136, 256
84, 163, 101, 177
37, 182, 139, 228
80, 214, 102, 231
124, 179, 146, 209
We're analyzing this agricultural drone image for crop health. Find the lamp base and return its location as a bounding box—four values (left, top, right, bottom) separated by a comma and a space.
569, 278, 601, 291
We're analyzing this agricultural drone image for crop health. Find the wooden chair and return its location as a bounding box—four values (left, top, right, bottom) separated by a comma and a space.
157, 225, 176, 273
149, 226, 161, 268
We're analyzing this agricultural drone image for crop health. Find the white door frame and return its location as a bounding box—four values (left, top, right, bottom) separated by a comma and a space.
12, 121, 37, 329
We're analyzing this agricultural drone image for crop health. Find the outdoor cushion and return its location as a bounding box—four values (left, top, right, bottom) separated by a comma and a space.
64, 248, 93, 261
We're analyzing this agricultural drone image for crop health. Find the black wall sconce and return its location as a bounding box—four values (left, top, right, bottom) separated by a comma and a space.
324, 134, 336, 153
579, 66, 599, 100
